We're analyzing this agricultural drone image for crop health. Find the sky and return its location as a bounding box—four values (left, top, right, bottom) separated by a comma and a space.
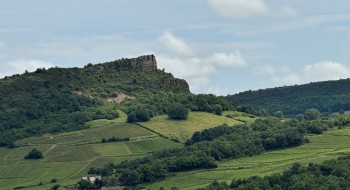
1, 0, 350, 95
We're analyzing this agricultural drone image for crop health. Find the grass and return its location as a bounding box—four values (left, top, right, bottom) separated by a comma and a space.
17, 123, 156, 146
44, 145, 98, 162
126, 137, 182, 154
222, 110, 258, 124
92, 142, 132, 157
139, 112, 244, 142
0, 112, 183, 190
5, 144, 52, 160
146, 128, 350, 189
85, 110, 128, 127
4, 110, 349, 190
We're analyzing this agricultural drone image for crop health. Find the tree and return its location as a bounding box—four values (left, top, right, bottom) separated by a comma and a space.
24, 148, 43, 159
213, 104, 223, 115
274, 111, 284, 118
51, 184, 60, 190
127, 108, 151, 122
304, 108, 321, 120
78, 179, 93, 190
167, 103, 189, 120
296, 114, 304, 121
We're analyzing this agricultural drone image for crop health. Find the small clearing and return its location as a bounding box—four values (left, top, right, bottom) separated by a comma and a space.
106, 93, 135, 103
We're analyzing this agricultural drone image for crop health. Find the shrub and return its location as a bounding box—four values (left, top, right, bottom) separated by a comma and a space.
24, 148, 43, 159
127, 109, 151, 122
167, 104, 189, 120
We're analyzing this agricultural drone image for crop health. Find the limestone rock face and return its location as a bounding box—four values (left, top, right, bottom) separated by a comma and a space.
125, 54, 157, 71
170, 78, 189, 91
92, 54, 190, 92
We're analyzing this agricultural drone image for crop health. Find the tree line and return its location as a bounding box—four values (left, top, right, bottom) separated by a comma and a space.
225, 78, 350, 115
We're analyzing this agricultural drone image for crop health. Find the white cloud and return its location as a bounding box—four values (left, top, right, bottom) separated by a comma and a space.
188, 77, 210, 94
277, 6, 297, 18
158, 32, 193, 56
209, 52, 246, 67
157, 51, 247, 79
207, 0, 268, 19
273, 73, 300, 86
239, 13, 350, 35
157, 55, 215, 79
252, 64, 300, 86
206, 85, 231, 96
252, 64, 275, 76
156, 31, 248, 93
0, 59, 55, 78
303, 61, 350, 81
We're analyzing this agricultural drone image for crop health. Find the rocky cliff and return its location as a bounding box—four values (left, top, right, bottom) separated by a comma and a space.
104, 54, 190, 91
126, 54, 157, 71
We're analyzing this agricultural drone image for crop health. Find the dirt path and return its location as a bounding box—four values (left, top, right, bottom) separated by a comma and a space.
122, 142, 132, 155
66, 157, 97, 179
44, 144, 56, 155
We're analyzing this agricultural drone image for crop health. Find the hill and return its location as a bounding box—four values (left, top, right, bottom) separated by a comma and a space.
0, 55, 189, 147
0, 110, 249, 190
147, 128, 350, 189
225, 79, 350, 115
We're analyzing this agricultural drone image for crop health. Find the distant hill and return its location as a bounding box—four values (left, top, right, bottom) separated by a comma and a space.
0, 55, 189, 147
225, 79, 350, 115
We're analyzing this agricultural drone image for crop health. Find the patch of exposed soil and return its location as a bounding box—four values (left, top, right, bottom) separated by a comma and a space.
106, 93, 135, 103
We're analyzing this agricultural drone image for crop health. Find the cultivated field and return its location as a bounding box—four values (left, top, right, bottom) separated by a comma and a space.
139, 112, 245, 142
222, 110, 259, 124
4, 110, 349, 190
0, 111, 182, 190
146, 128, 350, 189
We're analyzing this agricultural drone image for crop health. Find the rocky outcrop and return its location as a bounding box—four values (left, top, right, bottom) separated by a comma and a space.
90, 54, 190, 92
170, 78, 189, 91
123, 54, 157, 71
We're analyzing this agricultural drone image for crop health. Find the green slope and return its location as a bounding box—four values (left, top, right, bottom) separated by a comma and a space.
0, 109, 251, 190
146, 128, 350, 189
0, 118, 181, 190
225, 79, 350, 115
0, 55, 189, 147
139, 112, 248, 142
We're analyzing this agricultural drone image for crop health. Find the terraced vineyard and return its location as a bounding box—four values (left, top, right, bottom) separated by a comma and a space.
5, 110, 349, 190
146, 128, 350, 189
0, 111, 181, 190
0, 111, 244, 190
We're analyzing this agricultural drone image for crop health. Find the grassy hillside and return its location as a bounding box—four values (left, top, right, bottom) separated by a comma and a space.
139, 112, 248, 142
225, 79, 350, 115
0, 110, 250, 190
0, 113, 182, 190
0, 55, 189, 147
146, 128, 350, 189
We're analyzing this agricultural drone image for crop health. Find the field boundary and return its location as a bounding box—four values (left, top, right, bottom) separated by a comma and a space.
132, 123, 180, 143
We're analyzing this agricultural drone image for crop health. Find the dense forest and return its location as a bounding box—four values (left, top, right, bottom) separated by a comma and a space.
200, 154, 350, 190
225, 79, 350, 115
